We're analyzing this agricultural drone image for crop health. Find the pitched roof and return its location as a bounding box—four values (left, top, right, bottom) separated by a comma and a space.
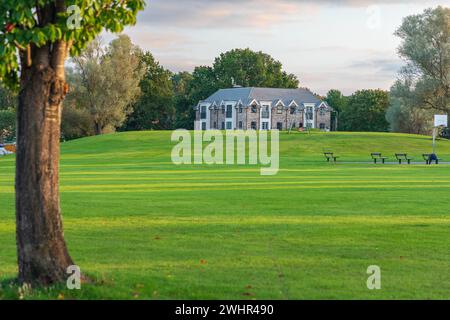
201, 87, 323, 107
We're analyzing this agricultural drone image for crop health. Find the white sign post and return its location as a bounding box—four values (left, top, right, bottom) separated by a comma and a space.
434, 115, 448, 127
432, 115, 448, 154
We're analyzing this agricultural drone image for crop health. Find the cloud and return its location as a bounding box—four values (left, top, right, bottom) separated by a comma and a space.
139, 0, 318, 29
123, 27, 205, 52
349, 58, 404, 74
301, 69, 399, 95
139, 0, 440, 30
121, 0, 440, 94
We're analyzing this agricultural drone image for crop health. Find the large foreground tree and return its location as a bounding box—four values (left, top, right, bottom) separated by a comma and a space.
0, 0, 145, 285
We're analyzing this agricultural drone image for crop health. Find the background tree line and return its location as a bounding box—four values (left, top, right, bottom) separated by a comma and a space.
1, 6, 448, 140
0, 84, 16, 143
61, 43, 300, 140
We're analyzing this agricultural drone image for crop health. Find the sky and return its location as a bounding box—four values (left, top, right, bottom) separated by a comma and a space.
111, 0, 448, 95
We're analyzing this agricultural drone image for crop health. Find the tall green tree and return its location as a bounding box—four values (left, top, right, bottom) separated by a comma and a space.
172, 71, 195, 129
180, 48, 300, 123
325, 89, 347, 113
0, 0, 145, 285
340, 90, 390, 132
213, 48, 299, 89
325, 89, 348, 131
70, 35, 145, 135
188, 65, 219, 105
394, 6, 449, 114
387, 76, 433, 134
124, 52, 175, 130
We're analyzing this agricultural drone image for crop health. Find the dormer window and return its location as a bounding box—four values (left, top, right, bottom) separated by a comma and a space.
251, 105, 257, 113
277, 105, 283, 114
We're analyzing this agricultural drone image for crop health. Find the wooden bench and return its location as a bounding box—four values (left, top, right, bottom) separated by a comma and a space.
395, 153, 413, 164
422, 154, 441, 164
371, 152, 387, 164
324, 152, 339, 163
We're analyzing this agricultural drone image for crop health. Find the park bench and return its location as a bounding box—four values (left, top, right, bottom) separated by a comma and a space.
324, 152, 339, 163
371, 152, 388, 164
395, 153, 413, 164
422, 154, 441, 165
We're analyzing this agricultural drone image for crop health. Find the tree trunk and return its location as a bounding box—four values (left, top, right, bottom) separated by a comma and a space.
15, 44, 74, 285
94, 122, 102, 135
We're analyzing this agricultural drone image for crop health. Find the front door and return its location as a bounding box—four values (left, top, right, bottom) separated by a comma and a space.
261, 121, 269, 130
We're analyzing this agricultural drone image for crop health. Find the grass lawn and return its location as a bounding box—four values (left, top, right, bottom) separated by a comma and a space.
1, 131, 450, 299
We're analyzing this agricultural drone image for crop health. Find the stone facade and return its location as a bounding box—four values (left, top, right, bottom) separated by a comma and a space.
194, 87, 334, 131
315, 107, 332, 130
246, 106, 260, 130
271, 105, 286, 130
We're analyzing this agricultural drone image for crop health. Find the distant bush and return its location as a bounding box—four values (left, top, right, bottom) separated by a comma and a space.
61, 105, 94, 141
0, 108, 16, 143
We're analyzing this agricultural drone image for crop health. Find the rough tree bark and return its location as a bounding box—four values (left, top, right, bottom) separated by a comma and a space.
15, 31, 75, 285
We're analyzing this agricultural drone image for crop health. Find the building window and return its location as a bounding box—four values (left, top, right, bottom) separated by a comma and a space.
261, 106, 270, 119
200, 106, 207, 119
221, 106, 225, 114
251, 106, 257, 113
277, 106, 283, 114
226, 105, 232, 118
251, 121, 257, 130
319, 108, 326, 116
306, 107, 313, 120
299, 122, 303, 128
262, 122, 269, 130
290, 107, 296, 115
320, 123, 326, 130
226, 121, 232, 130
277, 122, 283, 130
201, 122, 206, 130
239, 107, 243, 113
213, 121, 217, 129
221, 122, 225, 130
238, 121, 243, 129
